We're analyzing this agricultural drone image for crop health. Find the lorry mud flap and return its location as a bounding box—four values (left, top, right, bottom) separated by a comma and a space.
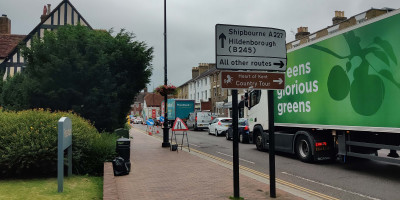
314, 148, 334, 161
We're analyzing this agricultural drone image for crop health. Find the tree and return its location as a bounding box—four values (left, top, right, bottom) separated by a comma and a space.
1, 25, 153, 132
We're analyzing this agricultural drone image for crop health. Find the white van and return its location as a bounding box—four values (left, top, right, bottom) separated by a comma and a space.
187, 111, 213, 131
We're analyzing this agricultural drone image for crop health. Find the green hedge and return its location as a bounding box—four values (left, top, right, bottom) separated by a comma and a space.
0, 109, 118, 178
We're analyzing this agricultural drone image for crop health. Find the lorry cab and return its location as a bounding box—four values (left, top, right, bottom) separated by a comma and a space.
247, 90, 269, 132
187, 111, 213, 131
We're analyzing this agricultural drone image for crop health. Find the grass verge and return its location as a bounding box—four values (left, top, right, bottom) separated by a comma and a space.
0, 175, 102, 200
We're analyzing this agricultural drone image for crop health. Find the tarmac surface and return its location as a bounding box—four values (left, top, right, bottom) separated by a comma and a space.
103, 127, 322, 200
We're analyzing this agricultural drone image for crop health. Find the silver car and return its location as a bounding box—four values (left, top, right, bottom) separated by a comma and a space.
134, 117, 143, 124
208, 117, 232, 136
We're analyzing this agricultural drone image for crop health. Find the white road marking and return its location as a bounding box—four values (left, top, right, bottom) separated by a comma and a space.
281, 172, 380, 200
189, 143, 201, 147
216, 152, 255, 164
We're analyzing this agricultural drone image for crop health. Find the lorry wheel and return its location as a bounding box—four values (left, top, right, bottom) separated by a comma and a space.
295, 135, 313, 162
256, 134, 264, 151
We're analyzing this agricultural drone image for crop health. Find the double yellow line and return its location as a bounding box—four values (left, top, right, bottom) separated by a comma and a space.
135, 128, 338, 200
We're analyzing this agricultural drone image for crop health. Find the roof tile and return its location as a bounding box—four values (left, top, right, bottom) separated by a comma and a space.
144, 93, 164, 107
0, 34, 26, 58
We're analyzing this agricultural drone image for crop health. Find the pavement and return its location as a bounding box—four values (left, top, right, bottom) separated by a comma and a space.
103, 126, 323, 200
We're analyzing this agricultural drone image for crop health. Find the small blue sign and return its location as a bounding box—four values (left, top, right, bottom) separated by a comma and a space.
159, 116, 165, 122
146, 119, 155, 126
58, 117, 72, 193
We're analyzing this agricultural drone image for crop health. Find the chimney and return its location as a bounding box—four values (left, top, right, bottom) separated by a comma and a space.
192, 67, 199, 79
332, 11, 347, 25
40, 5, 48, 22
47, 4, 51, 15
198, 63, 210, 75
295, 26, 310, 40
0, 14, 11, 34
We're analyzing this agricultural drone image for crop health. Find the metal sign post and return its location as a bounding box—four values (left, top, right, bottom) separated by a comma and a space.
268, 90, 276, 198
232, 89, 239, 198
58, 117, 72, 193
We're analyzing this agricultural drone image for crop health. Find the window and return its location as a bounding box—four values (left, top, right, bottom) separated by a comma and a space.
205, 91, 207, 100
205, 78, 207, 85
249, 90, 261, 107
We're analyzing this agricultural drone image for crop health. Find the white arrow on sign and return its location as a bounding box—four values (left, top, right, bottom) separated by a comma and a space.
273, 78, 283, 85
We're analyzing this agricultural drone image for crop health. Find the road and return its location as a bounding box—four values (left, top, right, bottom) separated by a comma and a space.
134, 124, 400, 200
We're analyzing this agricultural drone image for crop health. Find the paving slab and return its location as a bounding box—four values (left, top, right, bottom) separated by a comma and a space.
104, 127, 309, 200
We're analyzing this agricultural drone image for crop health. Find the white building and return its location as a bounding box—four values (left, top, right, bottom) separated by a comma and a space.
188, 63, 215, 111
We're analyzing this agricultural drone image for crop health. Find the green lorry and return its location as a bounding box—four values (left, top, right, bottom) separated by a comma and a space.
247, 8, 400, 164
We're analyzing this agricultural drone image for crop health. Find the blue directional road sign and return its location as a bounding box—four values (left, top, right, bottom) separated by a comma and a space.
146, 119, 155, 126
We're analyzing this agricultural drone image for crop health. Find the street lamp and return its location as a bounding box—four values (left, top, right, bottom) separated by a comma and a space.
162, 0, 170, 148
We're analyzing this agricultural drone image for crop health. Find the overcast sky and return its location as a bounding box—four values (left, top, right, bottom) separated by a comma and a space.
2, 0, 400, 91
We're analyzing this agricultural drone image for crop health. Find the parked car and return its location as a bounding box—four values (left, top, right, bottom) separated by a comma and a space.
187, 111, 213, 131
134, 117, 143, 124
208, 117, 232, 136
226, 118, 250, 143
130, 117, 136, 124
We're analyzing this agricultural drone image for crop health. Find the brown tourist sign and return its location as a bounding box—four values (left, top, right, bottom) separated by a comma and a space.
221, 71, 285, 90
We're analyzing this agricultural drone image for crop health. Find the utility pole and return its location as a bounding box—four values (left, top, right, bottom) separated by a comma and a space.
162, 0, 170, 148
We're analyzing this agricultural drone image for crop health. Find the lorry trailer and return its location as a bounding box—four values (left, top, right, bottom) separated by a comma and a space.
246, 8, 400, 164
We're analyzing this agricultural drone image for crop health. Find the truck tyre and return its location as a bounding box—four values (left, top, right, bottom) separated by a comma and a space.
255, 133, 264, 151
295, 135, 313, 162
